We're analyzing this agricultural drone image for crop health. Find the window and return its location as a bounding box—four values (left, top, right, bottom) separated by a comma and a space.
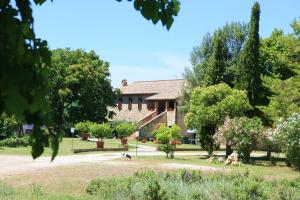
118, 98, 122, 110
138, 98, 143, 111
147, 101, 155, 111
128, 98, 133, 110
168, 101, 175, 111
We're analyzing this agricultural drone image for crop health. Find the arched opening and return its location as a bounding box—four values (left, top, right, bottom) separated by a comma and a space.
118, 98, 123, 110
128, 98, 133, 110
138, 98, 143, 111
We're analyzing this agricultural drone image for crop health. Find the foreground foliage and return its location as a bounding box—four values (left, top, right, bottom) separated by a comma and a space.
86, 170, 300, 200
0, 0, 180, 159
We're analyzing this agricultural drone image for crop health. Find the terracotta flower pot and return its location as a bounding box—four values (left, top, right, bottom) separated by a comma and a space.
121, 138, 128, 145
171, 140, 177, 145
96, 141, 104, 148
142, 138, 147, 143
82, 133, 89, 140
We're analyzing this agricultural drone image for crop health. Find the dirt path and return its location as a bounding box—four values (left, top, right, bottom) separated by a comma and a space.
0, 152, 210, 176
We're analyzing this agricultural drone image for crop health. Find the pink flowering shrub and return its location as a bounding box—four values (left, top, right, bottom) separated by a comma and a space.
274, 113, 300, 169
215, 117, 263, 163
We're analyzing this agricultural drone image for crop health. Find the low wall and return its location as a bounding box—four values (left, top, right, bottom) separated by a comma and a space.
72, 147, 128, 153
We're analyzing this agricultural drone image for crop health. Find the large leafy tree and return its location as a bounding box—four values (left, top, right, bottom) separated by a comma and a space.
235, 2, 265, 111
185, 83, 251, 155
259, 27, 300, 124
291, 17, 300, 39
259, 76, 300, 124
260, 30, 299, 79
49, 49, 117, 127
204, 33, 227, 86
0, 0, 180, 159
179, 22, 248, 113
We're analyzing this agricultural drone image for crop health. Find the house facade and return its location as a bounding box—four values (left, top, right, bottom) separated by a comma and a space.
110, 79, 187, 137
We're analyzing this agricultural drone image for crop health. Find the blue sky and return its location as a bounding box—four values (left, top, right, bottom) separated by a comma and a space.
32, 0, 300, 87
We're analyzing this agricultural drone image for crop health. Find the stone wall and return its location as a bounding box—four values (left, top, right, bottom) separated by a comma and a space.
176, 111, 187, 133
110, 95, 152, 122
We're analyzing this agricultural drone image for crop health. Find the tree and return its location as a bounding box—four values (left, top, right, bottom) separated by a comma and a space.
0, 113, 23, 139
154, 124, 181, 158
235, 2, 265, 111
74, 121, 93, 140
291, 17, 300, 39
185, 83, 252, 155
260, 30, 299, 79
259, 27, 300, 124
89, 123, 111, 148
0, 0, 180, 159
120, 0, 181, 30
259, 76, 300, 124
49, 49, 117, 127
116, 122, 137, 138
179, 22, 248, 113
204, 33, 227, 86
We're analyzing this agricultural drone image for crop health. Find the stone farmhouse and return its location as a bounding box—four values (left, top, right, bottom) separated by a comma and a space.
110, 79, 187, 137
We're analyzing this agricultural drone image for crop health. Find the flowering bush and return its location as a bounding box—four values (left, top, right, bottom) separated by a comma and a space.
215, 117, 263, 163
274, 113, 300, 169
258, 128, 281, 163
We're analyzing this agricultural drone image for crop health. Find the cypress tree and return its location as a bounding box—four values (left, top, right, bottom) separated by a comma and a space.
235, 2, 262, 108
204, 33, 227, 86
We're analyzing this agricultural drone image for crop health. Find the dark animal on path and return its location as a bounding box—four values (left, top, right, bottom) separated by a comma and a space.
122, 153, 131, 160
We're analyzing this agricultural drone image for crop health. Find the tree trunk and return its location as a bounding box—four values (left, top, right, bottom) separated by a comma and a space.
266, 150, 271, 161
226, 144, 233, 158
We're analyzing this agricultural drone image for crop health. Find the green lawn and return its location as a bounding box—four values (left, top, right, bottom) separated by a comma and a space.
0, 138, 125, 156
128, 139, 201, 149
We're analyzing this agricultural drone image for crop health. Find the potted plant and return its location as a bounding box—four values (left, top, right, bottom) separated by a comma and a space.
116, 122, 137, 145
75, 121, 91, 140
142, 137, 147, 143
89, 123, 111, 148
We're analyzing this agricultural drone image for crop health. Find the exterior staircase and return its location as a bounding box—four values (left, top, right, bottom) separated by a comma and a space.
128, 111, 167, 139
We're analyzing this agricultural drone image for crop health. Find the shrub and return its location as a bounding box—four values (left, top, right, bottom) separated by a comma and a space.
258, 128, 281, 163
274, 113, 300, 169
115, 122, 137, 138
86, 170, 300, 200
0, 136, 30, 147
154, 124, 182, 158
0, 113, 22, 139
144, 180, 168, 200
216, 117, 263, 163
75, 121, 92, 137
89, 123, 111, 142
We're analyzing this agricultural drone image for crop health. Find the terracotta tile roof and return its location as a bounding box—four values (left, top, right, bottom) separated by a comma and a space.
121, 79, 185, 100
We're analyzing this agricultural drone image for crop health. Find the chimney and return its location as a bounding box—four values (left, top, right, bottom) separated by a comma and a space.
121, 79, 128, 87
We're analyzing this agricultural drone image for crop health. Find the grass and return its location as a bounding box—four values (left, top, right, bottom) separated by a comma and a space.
128, 140, 201, 149
0, 137, 202, 156
1, 152, 299, 199
135, 155, 300, 180
0, 138, 125, 156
